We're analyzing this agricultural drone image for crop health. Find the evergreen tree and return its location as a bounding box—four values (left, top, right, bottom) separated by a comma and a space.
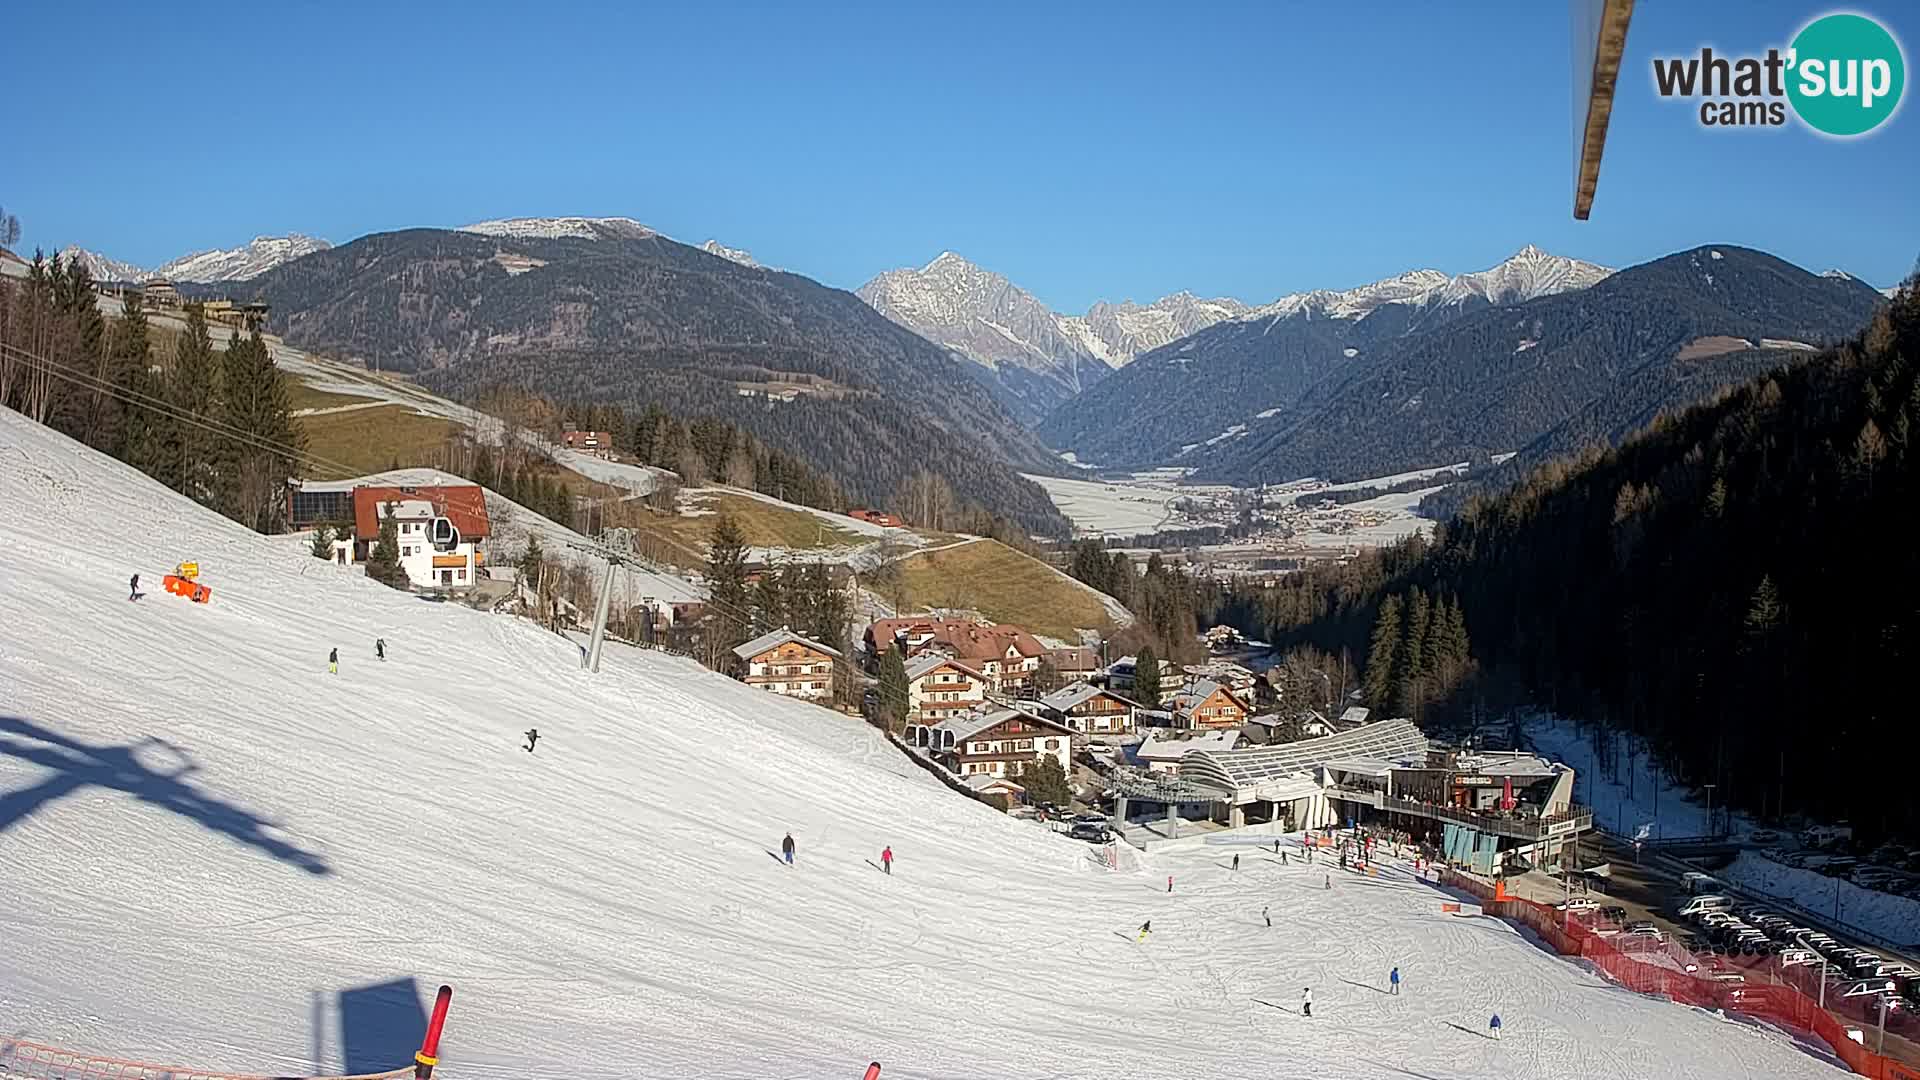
168, 304, 221, 506
878, 644, 911, 732
1133, 644, 1162, 705
706, 511, 752, 657
1019, 755, 1073, 807
751, 561, 787, 635
1396, 587, 1431, 717
364, 503, 407, 590
518, 534, 546, 582
1742, 575, 1784, 644
221, 328, 304, 533
1362, 593, 1403, 708
309, 523, 334, 559
804, 564, 850, 657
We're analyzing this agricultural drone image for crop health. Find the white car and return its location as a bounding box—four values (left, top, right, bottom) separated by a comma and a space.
1842, 980, 1898, 1000
1556, 896, 1599, 912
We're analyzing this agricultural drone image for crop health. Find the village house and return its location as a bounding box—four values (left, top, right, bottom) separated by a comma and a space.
733, 627, 842, 702
338, 484, 491, 591
1134, 729, 1240, 774
1168, 678, 1252, 732
1181, 660, 1259, 699
1037, 681, 1142, 742
865, 617, 1048, 695
562, 430, 615, 458
1049, 646, 1102, 684
1203, 624, 1245, 651
905, 653, 992, 724
906, 705, 1075, 781
1102, 654, 1180, 703
846, 508, 904, 528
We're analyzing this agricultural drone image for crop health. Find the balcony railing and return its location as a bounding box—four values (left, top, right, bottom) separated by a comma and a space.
1324, 788, 1594, 841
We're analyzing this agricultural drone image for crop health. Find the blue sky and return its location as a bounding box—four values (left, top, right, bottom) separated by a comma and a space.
3, 1, 1913, 310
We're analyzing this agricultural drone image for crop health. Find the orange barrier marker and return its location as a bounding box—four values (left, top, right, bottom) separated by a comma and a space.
163, 575, 212, 603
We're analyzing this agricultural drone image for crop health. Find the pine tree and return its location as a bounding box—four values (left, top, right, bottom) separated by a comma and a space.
1362, 594, 1403, 707
1133, 644, 1162, 705
221, 328, 304, 533
1742, 575, 1784, 645
1019, 754, 1073, 807
169, 304, 221, 506
518, 534, 546, 582
1396, 587, 1431, 717
364, 504, 407, 590
706, 511, 751, 657
804, 564, 850, 656
751, 561, 787, 635
878, 644, 911, 732
309, 523, 334, 559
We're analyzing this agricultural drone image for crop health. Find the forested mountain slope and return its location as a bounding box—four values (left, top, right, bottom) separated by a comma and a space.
1248, 280, 1920, 839
1195, 246, 1886, 485
230, 226, 1070, 534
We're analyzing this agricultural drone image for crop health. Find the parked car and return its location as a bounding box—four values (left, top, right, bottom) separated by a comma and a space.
1748, 829, 1782, 843
1067, 822, 1110, 843
1627, 924, 1666, 942
1679, 894, 1734, 917
1841, 979, 1899, 1001
1599, 905, 1629, 923
1557, 896, 1600, 912
1780, 949, 1822, 968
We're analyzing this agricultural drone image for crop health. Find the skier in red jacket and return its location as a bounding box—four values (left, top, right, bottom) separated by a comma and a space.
881, 846, 894, 875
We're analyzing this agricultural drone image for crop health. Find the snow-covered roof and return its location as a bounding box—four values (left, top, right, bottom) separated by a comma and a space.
962, 773, 1024, 794
928, 705, 1070, 745
1039, 681, 1138, 712
1136, 730, 1240, 762
1338, 706, 1371, 727
732, 627, 844, 661
904, 652, 987, 683
1181, 719, 1430, 793
1453, 752, 1562, 780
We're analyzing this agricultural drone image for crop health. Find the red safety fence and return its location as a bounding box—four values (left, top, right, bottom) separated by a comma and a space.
1440, 869, 1920, 1080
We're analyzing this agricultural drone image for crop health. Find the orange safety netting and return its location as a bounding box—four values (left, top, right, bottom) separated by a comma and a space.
1441, 868, 1920, 1080
0, 1040, 414, 1080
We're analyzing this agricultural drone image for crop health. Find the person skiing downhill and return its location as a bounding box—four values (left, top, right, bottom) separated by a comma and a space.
1282, 850, 1290, 865
1489, 1013, 1502, 1041
1232, 853, 1240, 871
1167, 875, 1174, 894
1324, 873, 1331, 890
376, 638, 386, 661
129, 574, 140, 601
1301, 987, 1313, 1018
1390, 967, 1401, 996
782, 832, 796, 865
1136, 919, 1151, 944
328, 647, 338, 675
1273, 838, 1281, 854
881, 845, 893, 875
523, 728, 539, 752
1263, 905, 1271, 928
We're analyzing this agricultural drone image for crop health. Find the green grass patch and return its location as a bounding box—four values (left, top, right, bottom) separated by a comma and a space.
892, 539, 1114, 640
296, 405, 462, 479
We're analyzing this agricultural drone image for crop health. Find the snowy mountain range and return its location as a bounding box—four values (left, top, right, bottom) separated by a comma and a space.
1241, 245, 1612, 323
457, 216, 657, 242
857, 252, 1248, 425
56, 235, 332, 284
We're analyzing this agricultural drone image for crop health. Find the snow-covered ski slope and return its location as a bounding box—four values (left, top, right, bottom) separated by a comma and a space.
0, 409, 1849, 1080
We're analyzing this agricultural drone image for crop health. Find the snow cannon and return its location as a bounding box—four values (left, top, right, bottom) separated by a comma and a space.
164, 562, 212, 604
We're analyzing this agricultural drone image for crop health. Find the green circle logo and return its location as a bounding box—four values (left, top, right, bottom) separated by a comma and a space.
1788, 13, 1906, 136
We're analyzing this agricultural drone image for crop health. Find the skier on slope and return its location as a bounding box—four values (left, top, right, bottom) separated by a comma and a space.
1390, 967, 1401, 996
1489, 1013, 1502, 1041
1232, 853, 1240, 871
1324, 873, 1331, 890
1263, 905, 1271, 928
1136, 919, 1152, 944
1301, 987, 1313, 1018
782, 832, 796, 865
328, 647, 338, 675
1167, 875, 1174, 894
881, 845, 893, 875
129, 573, 140, 601
1282, 850, 1289, 866
524, 728, 539, 752
376, 638, 386, 661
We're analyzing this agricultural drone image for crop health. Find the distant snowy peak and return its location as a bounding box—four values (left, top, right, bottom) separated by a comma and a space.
458, 216, 656, 242
1247, 246, 1610, 324
57, 246, 150, 283
55, 235, 331, 284
156, 234, 331, 282
857, 252, 1245, 372
700, 240, 760, 268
